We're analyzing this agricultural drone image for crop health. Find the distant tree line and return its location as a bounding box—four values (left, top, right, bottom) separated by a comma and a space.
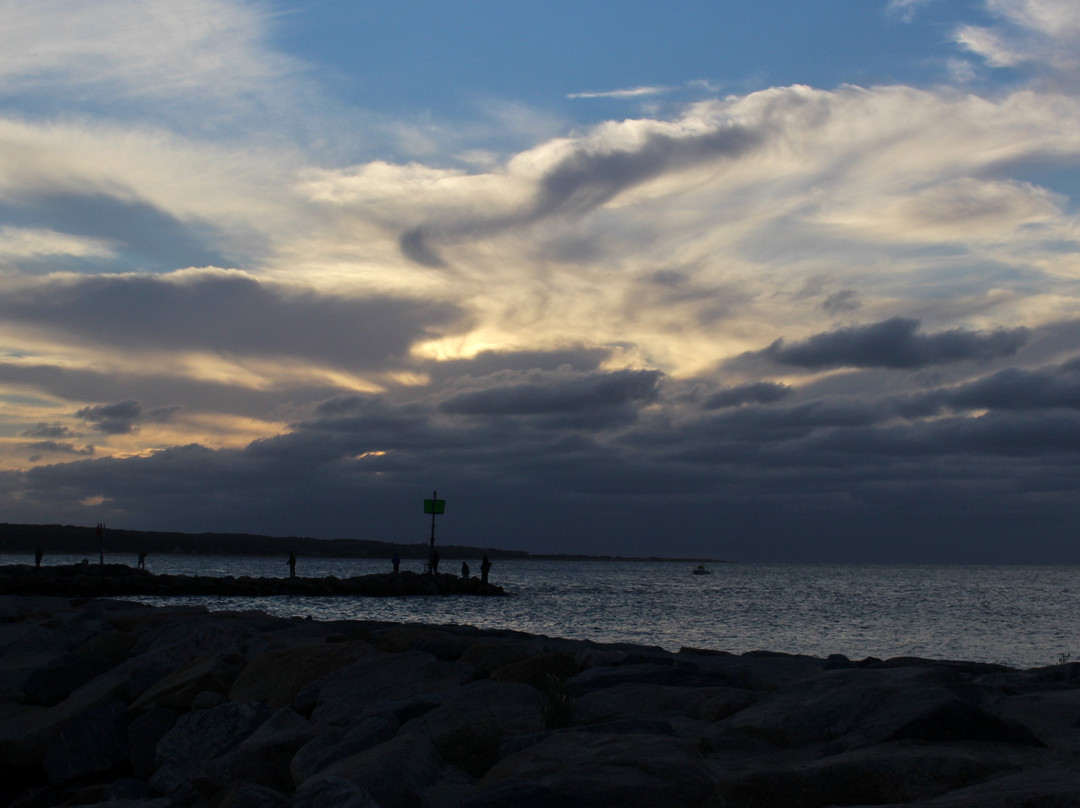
0, 522, 529, 561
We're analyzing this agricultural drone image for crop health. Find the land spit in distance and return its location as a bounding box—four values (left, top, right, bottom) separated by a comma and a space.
0, 522, 725, 564
0, 562, 507, 598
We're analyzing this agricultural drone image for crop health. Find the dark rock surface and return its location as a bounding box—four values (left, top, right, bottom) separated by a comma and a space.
0, 563, 507, 597
1, 594, 1078, 807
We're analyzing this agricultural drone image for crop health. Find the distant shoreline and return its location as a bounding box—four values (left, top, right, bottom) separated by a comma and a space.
0, 521, 728, 564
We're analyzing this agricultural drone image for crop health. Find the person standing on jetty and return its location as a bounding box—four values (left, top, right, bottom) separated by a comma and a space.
34, 547, 42, 567
137, 550, 147, 570
287, 551, 296, 579
461, 560, 470, 579
429, 549, 440, 574
392, 552, 400, 574
481, 554, 492, 585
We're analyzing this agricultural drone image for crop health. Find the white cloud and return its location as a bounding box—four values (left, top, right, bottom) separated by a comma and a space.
0, 226, 114, 259
957, 0, 1080, 75
567, 86, 674, 100
0, 0, 295, 104
886, 0, 936, 23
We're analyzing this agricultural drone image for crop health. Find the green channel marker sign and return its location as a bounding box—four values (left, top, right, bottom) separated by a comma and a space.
424, 498, 445, 514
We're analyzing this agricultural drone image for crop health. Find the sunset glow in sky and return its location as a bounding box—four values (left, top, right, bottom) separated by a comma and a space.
2, 0, 1080, 561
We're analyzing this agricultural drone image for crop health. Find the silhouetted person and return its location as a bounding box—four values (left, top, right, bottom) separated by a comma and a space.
34, 547, 42, 567
137, 550, 147, 569
287, 551, 296, 579
392, 552, 400, 574
430, 549, 440, 574
461, 561, 470, 579
481, 554, 492, 585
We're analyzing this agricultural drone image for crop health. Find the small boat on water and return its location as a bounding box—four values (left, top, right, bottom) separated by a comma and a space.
693, 564, 711, 575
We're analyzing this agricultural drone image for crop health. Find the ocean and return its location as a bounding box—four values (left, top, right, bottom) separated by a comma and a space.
3, 553, 1077, 670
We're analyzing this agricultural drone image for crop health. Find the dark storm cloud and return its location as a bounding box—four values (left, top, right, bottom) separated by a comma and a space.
439, 369, 662, 417
0, 359, 361, 423
703, 381, 792, 410
398, 227, 448, 269
530, 125, 761, 221
7, 318, 1080, 563
422, 347, 611, 383
400, 122, 762, 265
822, 289, 859, 314
0, 192, 227, 272
75, 399, 143, 434
940, 365, 1080, 411
764, 317, 1028, 370
19, 423, 79, 439
6, 354, 1080, 563
22, 440, 94, 458
0, 271, 465, 369
73, 399, 179, 434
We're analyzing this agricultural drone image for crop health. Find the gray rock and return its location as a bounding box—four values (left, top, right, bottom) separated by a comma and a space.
40, 699, 128, 785
479, 730, 719, 807
718, 667, 961, 749
886, 698, 1045, 746
290, 716, 397, 786
403, 680, 545, 776
190, 689, 228, 710
152, 700, 273, 799
855, 767, 1080, 807
573, 682, 753, 724
0, 653, 137, 771
292, 775, 380, 808
128, 649, 244, 712
215, 781, 290, 808
156, 699, 273, 768
195, 707, 317, 793
310, 649, 473, 727
126, 706, 182, 780
22, 630, 134, 706
459, 637, 545, 677
300, 732, 441, 808
229, 640, 373, 709
713, 745, 1015, 808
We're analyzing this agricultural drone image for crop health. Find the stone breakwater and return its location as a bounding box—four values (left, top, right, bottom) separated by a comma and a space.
1, 597, 1079, 808
0, 563, 506, 597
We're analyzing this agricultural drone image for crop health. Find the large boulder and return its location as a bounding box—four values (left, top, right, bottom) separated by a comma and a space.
150, 700, 273, 800
129, 650, 245, 712
402, 680, 546, 776
573, 682, 755, 725
477, 730, 719, 808
195, 707, 318, 793
310, 649, 473, 727
290, 715, 398, 786
713, 745, 1015, 808
40, 698, 128, 785
299, 732, 442, 808
460, 637, 546, 678
229, 640, 374, 710
291, 775, 380, 808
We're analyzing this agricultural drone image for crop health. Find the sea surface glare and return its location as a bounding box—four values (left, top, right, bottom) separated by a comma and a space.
5, 555, 1076, 670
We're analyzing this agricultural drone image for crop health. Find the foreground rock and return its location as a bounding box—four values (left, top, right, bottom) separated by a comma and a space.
0, 596, 1077, 807
0, 563, 506, 597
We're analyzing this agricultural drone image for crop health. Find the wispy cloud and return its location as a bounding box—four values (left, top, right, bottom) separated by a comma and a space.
567, 85, 674, 100
0, 0, 295, 104
955, 0, 1080, 75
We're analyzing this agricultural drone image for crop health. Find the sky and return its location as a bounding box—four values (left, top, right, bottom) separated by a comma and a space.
2, 0, 1080, 563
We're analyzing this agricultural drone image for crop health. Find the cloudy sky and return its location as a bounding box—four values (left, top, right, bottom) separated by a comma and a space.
2, 0, 1080, 562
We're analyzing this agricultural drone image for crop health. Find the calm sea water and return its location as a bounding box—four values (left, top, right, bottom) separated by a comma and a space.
4, 553, 1077, 670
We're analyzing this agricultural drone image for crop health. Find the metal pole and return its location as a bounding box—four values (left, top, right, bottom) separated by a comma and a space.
429, 490, 437, 551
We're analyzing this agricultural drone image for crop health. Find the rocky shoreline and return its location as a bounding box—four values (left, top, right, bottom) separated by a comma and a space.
1, 595, 1078, 808
0, 564, 507, 598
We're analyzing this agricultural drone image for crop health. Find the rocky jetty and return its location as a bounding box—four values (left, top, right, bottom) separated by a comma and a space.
1, 596, 1078, 807
0, 564, 506, 598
